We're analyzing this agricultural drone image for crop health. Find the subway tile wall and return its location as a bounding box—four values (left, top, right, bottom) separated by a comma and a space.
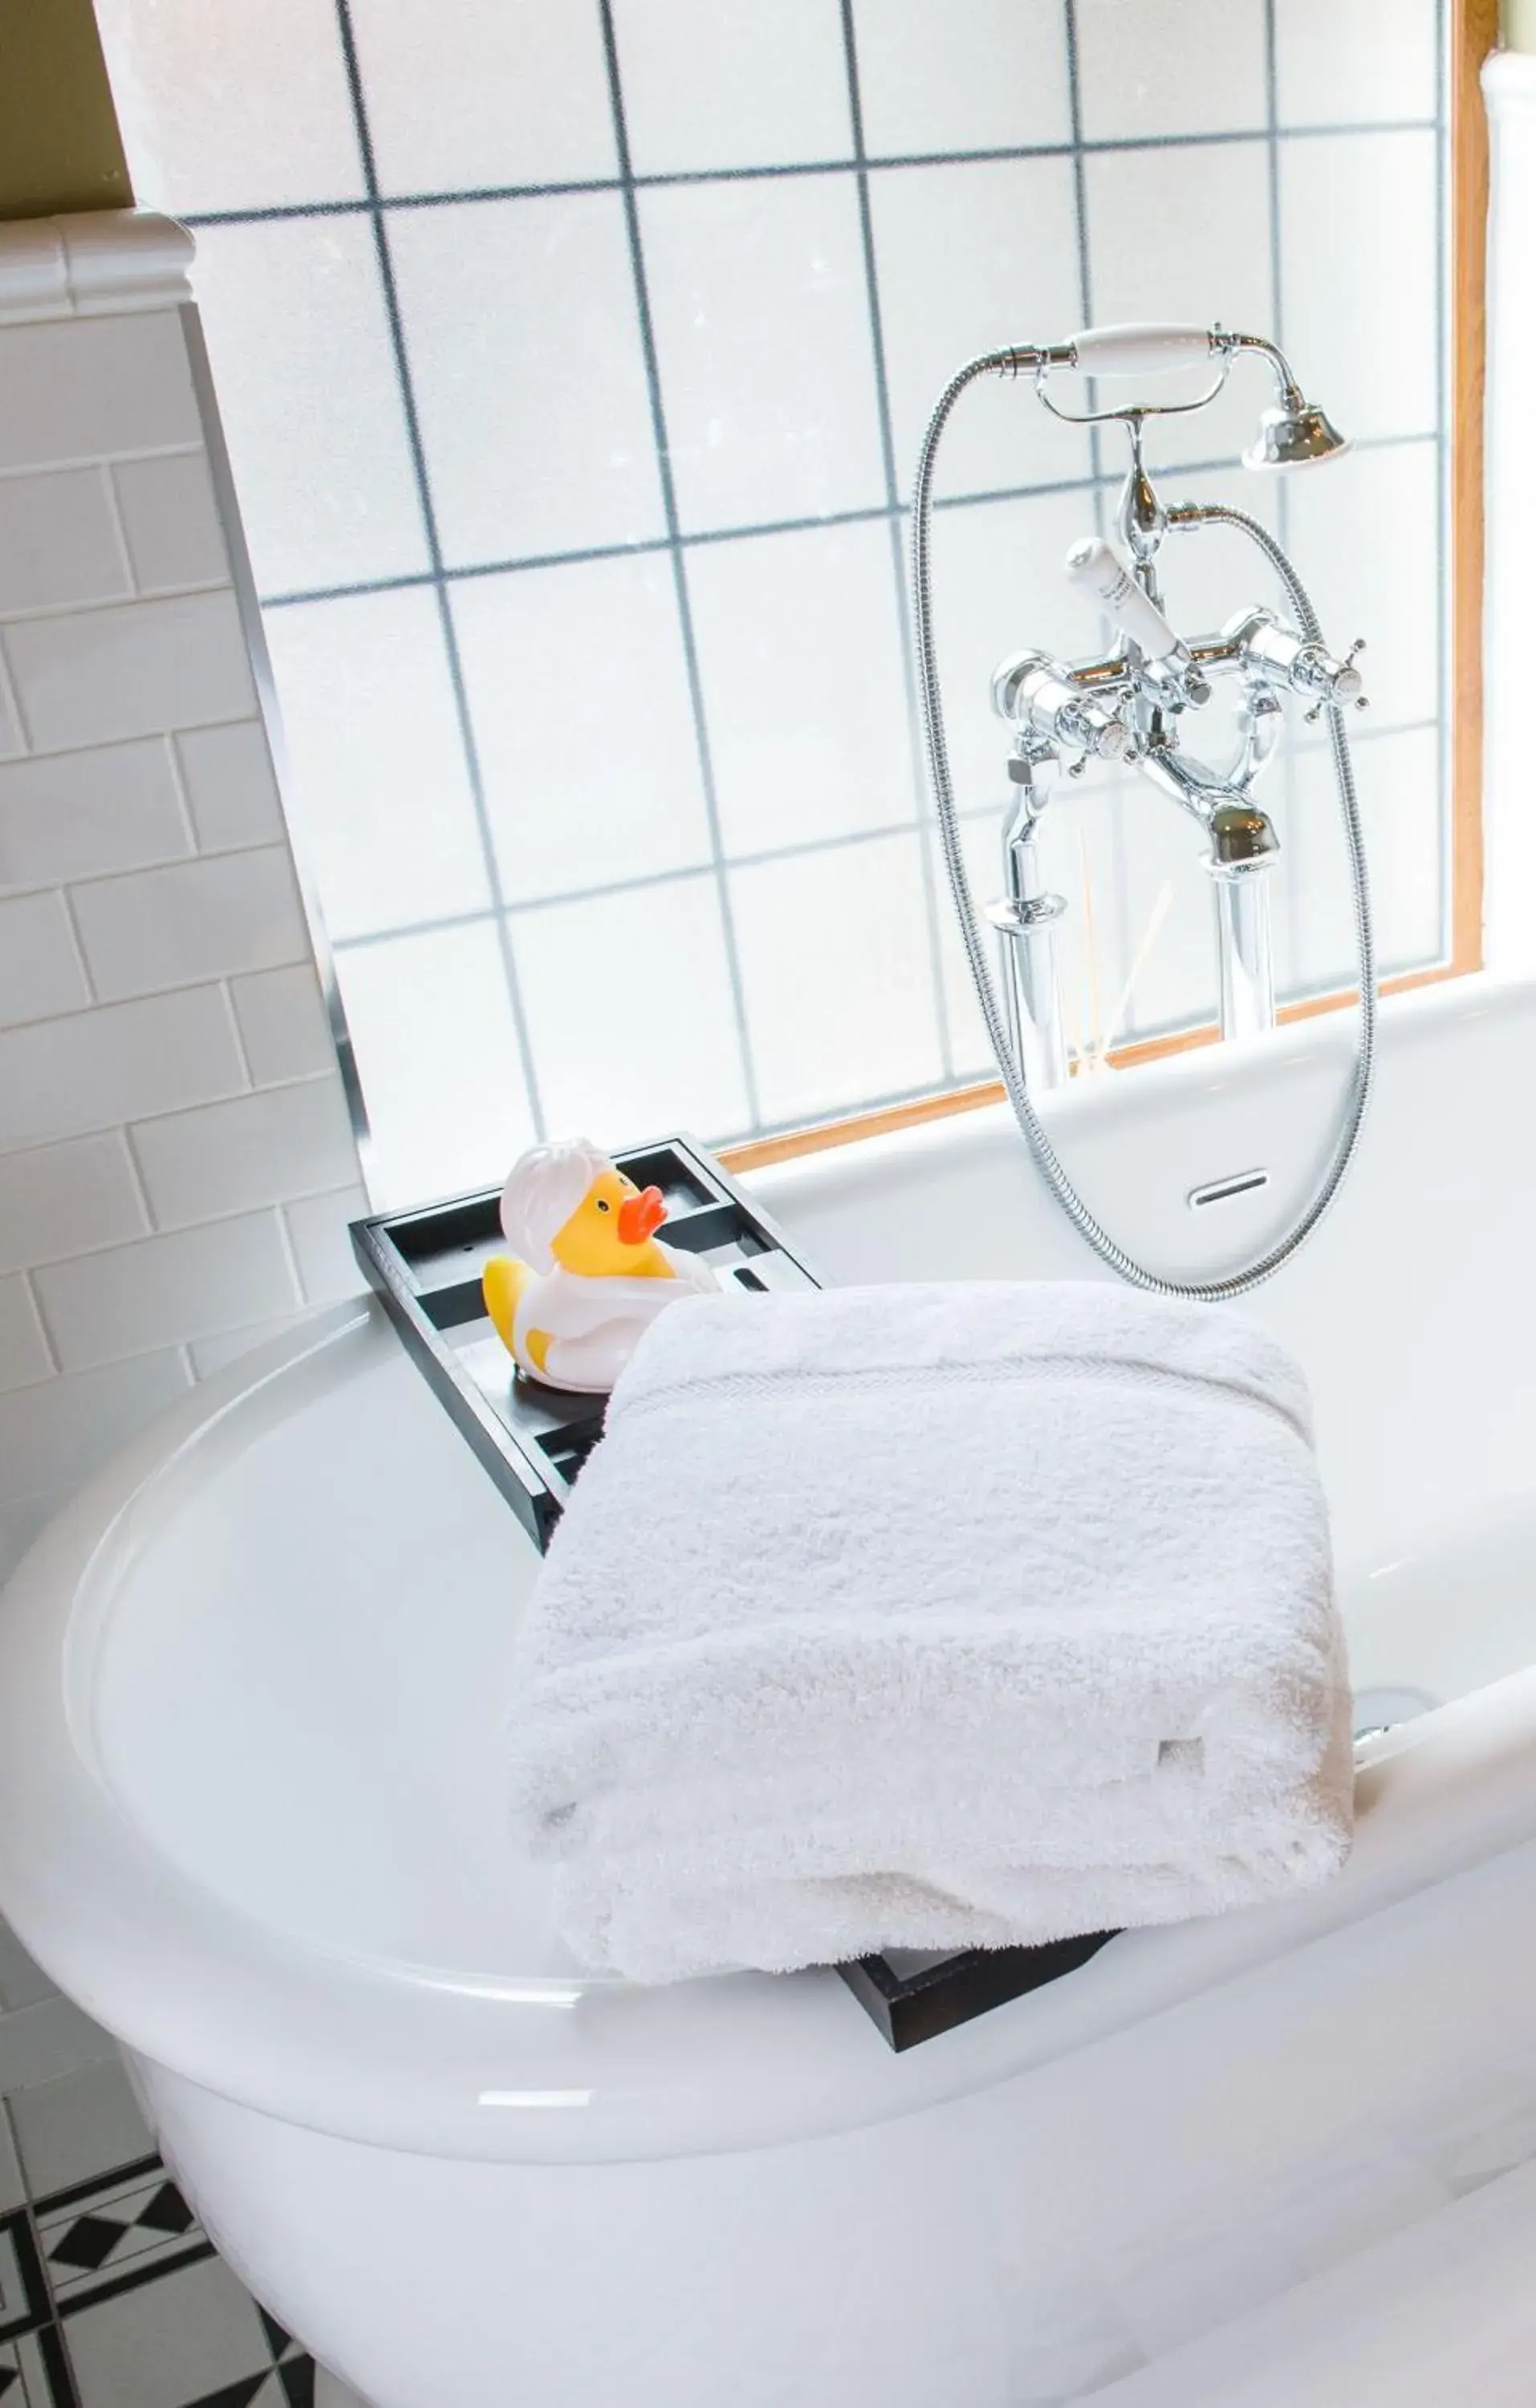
96, 0, 1450, 1208
0, 257, 364, 1599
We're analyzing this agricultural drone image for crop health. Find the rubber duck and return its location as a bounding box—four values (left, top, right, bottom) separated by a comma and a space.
482, 1138, 716, 1393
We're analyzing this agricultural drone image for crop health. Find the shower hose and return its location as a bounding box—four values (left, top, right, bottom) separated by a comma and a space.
911, 348, 1377, 1302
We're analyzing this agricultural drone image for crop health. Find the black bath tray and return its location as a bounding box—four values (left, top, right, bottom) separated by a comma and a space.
353, 1136, 1119, 2050
351, 1136, 820, 1553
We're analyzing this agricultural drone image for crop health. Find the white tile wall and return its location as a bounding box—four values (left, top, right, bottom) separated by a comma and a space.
452, 551, 713, 901
350, 0, 619, 196
0, 738, 192, 887
262, 587, 487, 942
0, 226, 364, 1638
612, 0, 852, 176
100, 10, 1448, 1198
70, 844, 309, 999
189, 215, 429, 599
0, 469, 129, 616
112, 449, 227, 593
641, 171, 886, 532
0, 889, 91, 1027
387, 193, 667, 567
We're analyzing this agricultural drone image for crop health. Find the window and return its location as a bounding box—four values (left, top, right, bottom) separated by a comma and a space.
97, 0, 1456, 1204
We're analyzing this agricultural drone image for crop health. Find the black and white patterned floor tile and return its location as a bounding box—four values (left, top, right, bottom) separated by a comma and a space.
2, 2101, 323, 2408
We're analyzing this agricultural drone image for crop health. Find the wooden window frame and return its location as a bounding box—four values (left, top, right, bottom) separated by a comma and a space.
725, 0, 1496, 1182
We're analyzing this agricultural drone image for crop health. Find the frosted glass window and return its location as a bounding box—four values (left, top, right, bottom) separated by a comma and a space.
95, 0, 1450, 1205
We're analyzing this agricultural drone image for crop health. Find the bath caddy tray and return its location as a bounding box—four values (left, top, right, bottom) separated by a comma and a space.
352, 1137, 1119, 2051
350, 1136, 820, 1552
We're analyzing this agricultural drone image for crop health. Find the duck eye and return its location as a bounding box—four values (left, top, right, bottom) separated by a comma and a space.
595, 1198, 610, 1213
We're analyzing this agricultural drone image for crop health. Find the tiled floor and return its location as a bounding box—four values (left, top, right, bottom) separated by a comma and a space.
0, 2054, 321, 2408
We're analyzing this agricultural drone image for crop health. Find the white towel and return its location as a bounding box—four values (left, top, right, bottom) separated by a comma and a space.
506, 1281, 1353, 1982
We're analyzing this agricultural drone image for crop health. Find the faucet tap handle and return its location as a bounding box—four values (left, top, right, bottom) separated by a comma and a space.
992, 650, 1135, 763
1064, 537, 1209, 708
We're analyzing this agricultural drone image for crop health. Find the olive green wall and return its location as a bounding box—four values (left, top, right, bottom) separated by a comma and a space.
0, 0, 131, 222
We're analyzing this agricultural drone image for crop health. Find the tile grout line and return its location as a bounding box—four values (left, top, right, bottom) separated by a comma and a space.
837, 0, 956, 1081
595, 0, 763, 1129
331, 0, 549, 1144
320, 714, 1439, 958
177, 115, 1446, 227
253, 429, 1443, 612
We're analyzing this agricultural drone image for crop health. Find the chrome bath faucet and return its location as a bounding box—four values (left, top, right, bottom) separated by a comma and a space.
975, 326, 1368, 1089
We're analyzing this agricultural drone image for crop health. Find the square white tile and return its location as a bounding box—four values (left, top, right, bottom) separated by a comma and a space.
1283, 722, 1442, 995
351, 0, 619, 195
851, 0, 1071, 160
686, 517, 917, 855
388, 193, 666, 569
515, 872, 751, 1143
642, 172, 886, 533
60, 2248, 274, 2408
263, 588, 490, 943
613, 0, 851, 175
449, 554, 713, 901
1075, 0, 1267, 140
193, 217, 429, 600
922, 805, 1012, 1080
868, 154, 1089, 503
920, 483, 1112, 813
112, 454, 228, 598
1281, 438, 1439, 734
1278, 129, 1439, 446
94, 0, 364, 217
0, 2000, 114, 2106
730, 831, 945, 1123
1274, 0, 1440, 128
1081, 140, 1277, 474
334, 922, 536, 1209
0, 470, 128, 617
9, 2058, 154, 2205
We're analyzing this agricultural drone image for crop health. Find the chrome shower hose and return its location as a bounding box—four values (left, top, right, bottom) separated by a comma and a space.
911, 348, 1377, 1302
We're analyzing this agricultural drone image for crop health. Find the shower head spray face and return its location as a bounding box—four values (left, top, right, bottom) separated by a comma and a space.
1242, 396, 1351, 470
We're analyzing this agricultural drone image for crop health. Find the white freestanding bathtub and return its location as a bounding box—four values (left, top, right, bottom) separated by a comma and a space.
6, 974, 1536, 2406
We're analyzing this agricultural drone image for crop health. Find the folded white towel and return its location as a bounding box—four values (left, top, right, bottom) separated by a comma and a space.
506, 1281, 1353, 1982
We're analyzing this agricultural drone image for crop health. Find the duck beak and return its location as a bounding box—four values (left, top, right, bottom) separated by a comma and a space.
617, 1185, 666, 1245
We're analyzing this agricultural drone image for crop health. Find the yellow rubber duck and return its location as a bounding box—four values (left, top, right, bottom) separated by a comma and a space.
482, 1138, 716, 1393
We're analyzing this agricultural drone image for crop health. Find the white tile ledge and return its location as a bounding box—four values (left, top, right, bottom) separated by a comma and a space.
0, 209, 194, 327
1485, 50, 1536, 115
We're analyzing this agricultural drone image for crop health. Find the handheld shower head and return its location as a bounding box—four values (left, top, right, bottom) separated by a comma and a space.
1242, 394, 1351, 471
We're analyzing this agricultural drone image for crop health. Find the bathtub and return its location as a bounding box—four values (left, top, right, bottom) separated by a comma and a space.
4, 971, 1536, 2406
